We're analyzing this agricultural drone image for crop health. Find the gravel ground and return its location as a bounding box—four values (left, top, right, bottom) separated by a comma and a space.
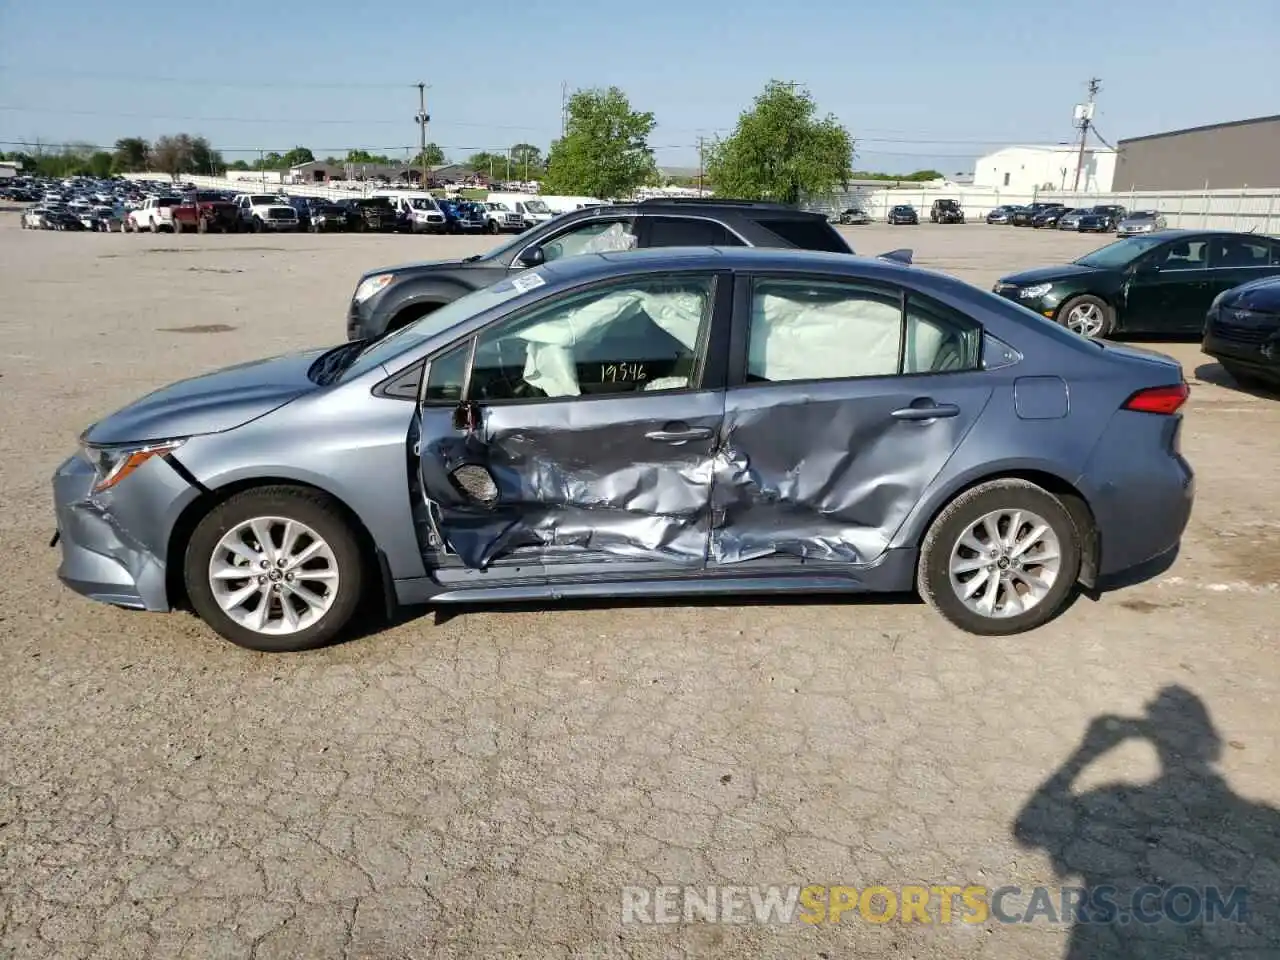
1, 215, 1278, 959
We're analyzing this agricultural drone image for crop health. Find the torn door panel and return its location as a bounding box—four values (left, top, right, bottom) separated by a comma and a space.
710, 385, 991, 564
419, 399, 718, 569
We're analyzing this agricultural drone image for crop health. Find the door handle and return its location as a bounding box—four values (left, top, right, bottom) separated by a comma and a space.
891, 402, 960, 421
645, 425, 714, 443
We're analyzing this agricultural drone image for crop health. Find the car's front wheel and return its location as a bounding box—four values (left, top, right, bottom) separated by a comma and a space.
918, 478, 1082, 635
1058, 294, 1114, 339
184, 486, 365, 652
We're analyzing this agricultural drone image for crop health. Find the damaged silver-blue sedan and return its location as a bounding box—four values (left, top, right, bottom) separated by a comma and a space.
53, 248, 1194, 651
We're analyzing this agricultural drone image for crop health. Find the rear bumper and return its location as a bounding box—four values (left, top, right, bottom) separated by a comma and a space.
1081, 413, 1195, 578
51, 453, 200, 612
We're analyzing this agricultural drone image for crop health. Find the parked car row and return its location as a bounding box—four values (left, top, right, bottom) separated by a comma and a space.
53, 194, 1202, 656
987, 202, 1170, 236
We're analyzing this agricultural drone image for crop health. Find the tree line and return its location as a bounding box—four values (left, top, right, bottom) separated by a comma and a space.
1, 82, 947, 200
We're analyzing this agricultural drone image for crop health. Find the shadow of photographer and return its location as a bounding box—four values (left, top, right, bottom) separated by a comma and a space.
1013, 686, 1280, 958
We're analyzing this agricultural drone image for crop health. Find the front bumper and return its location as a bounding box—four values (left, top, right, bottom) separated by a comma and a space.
1203, 315, 1280, 382
263, 219, 300, 231
52, 451, 200, 612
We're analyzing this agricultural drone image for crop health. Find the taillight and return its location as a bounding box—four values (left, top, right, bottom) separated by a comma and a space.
1122, 382, 1189, 415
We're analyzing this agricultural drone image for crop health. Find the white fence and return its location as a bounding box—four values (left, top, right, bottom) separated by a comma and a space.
130, 172, 407, 201
806, 185, 1280, 233
130, 173, 1280, 234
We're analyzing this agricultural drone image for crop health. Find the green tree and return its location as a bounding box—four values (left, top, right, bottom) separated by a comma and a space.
88, 151, 115, 178
509, 142, 542, 173
113, 137, 150, 172
706, 80, 854, 204
228, 159, 250, 171
542, 87, 655, 198
189, 136, 223, 174
411, 143, 445, 167
466, 151, 505, 176
345, 149, 392, 165
281, 146, 315, 168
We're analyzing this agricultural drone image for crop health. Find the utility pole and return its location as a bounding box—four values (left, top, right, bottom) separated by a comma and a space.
506, 148, 511, 181
415, 82, 431, 190
697, 135, 705, 196
259, 148, 265, 191
1072, 77, 1101, 193
560, 82, 569, 139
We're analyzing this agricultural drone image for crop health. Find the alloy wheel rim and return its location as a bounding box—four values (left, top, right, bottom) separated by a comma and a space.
948, 509, 1062, 619
1066, 303, 1104, 337
208, 516, 339, 635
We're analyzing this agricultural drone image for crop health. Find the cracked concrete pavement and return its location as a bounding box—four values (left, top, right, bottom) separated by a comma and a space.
1, 215, 1278, 958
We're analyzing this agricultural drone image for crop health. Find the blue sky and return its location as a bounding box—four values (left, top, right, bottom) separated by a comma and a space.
1, 0, 1276, 174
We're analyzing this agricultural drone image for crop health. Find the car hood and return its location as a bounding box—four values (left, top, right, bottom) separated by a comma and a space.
1221, 275, 1280, 311
998, 263, 1102, 286
360, 258, 467, 282
82, 348, 327, 445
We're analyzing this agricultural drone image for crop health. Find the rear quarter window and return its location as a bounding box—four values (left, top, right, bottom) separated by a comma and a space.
756, 218, 851, 253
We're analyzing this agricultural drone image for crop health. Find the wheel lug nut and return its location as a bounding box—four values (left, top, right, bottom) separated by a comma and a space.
260, 560, 269, 568
277, 558, 287, 567
257, 576, 266, 584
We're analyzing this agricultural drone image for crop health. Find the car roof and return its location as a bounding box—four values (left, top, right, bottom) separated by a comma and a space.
535, 245, 917, 287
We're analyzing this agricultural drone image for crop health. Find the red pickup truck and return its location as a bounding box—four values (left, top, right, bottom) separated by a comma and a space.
175, 191, 240, 233
124, 193, 240, 233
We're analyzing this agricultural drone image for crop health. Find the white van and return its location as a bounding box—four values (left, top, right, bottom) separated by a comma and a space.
539, 195, 605, 215
486, 192, 556, 229
370, 190, 447, 233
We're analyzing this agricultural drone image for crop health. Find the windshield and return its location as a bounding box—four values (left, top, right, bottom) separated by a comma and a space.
1074, 235, 1168, 269
195, 192, 222, 202
338, 277, 537, 383
1129, 210, 1156, 219
250, 195, 277, 205
525, 200, 551, 214
408, 197, 438, 210
488, 202, 510, 212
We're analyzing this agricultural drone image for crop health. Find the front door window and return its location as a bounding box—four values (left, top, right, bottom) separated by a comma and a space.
539, 219, 637, 263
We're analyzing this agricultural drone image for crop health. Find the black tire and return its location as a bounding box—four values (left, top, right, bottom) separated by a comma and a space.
918, 478, 1082, 635
487, 220, 500, 234
197, 216, 208, 235
184, 486, 366, 652
251, 217, 263, 233
1056, 294, 1115, 339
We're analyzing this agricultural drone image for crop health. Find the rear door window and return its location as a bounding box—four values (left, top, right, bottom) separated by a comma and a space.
755, 218, 851, 253
645, 216, 744, 247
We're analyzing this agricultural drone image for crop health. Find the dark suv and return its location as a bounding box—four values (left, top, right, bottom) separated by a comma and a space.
346, 198, 854, 341
930, 199, 965, 224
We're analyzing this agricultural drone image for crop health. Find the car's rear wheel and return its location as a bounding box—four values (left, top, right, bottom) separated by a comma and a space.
1058, 294, 1114, 339
184, 487, 365, 652
919, 479, 1081, 635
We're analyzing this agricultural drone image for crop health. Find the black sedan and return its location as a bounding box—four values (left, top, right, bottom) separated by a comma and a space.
1033, 207, 1073, 229
1203, 273, 1280, 390
886, 205, 918, 225
1063, 205, 1127, 233
994, 230, 1280, 338
1011, 203, 1064, 227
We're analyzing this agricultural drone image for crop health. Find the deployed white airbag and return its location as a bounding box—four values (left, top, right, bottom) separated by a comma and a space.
515, 286, 706, 397
748, 291, 950, 380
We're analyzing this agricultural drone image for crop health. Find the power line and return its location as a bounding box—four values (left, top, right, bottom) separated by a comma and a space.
0, 66, 411, 90
0, 105, 545, 131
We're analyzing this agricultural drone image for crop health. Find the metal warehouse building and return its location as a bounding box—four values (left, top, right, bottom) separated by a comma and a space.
1114, 115, 1280, 191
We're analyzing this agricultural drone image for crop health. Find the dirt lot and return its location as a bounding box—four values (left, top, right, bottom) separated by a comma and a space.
1, 216, 1278, 959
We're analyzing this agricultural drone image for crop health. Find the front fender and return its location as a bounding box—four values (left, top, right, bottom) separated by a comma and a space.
371, 280, 476, 334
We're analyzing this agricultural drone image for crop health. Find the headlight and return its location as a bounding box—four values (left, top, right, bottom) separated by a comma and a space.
1018, 283, 1053, 299
83, 438, 186, 493
353, 273, 394, 303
